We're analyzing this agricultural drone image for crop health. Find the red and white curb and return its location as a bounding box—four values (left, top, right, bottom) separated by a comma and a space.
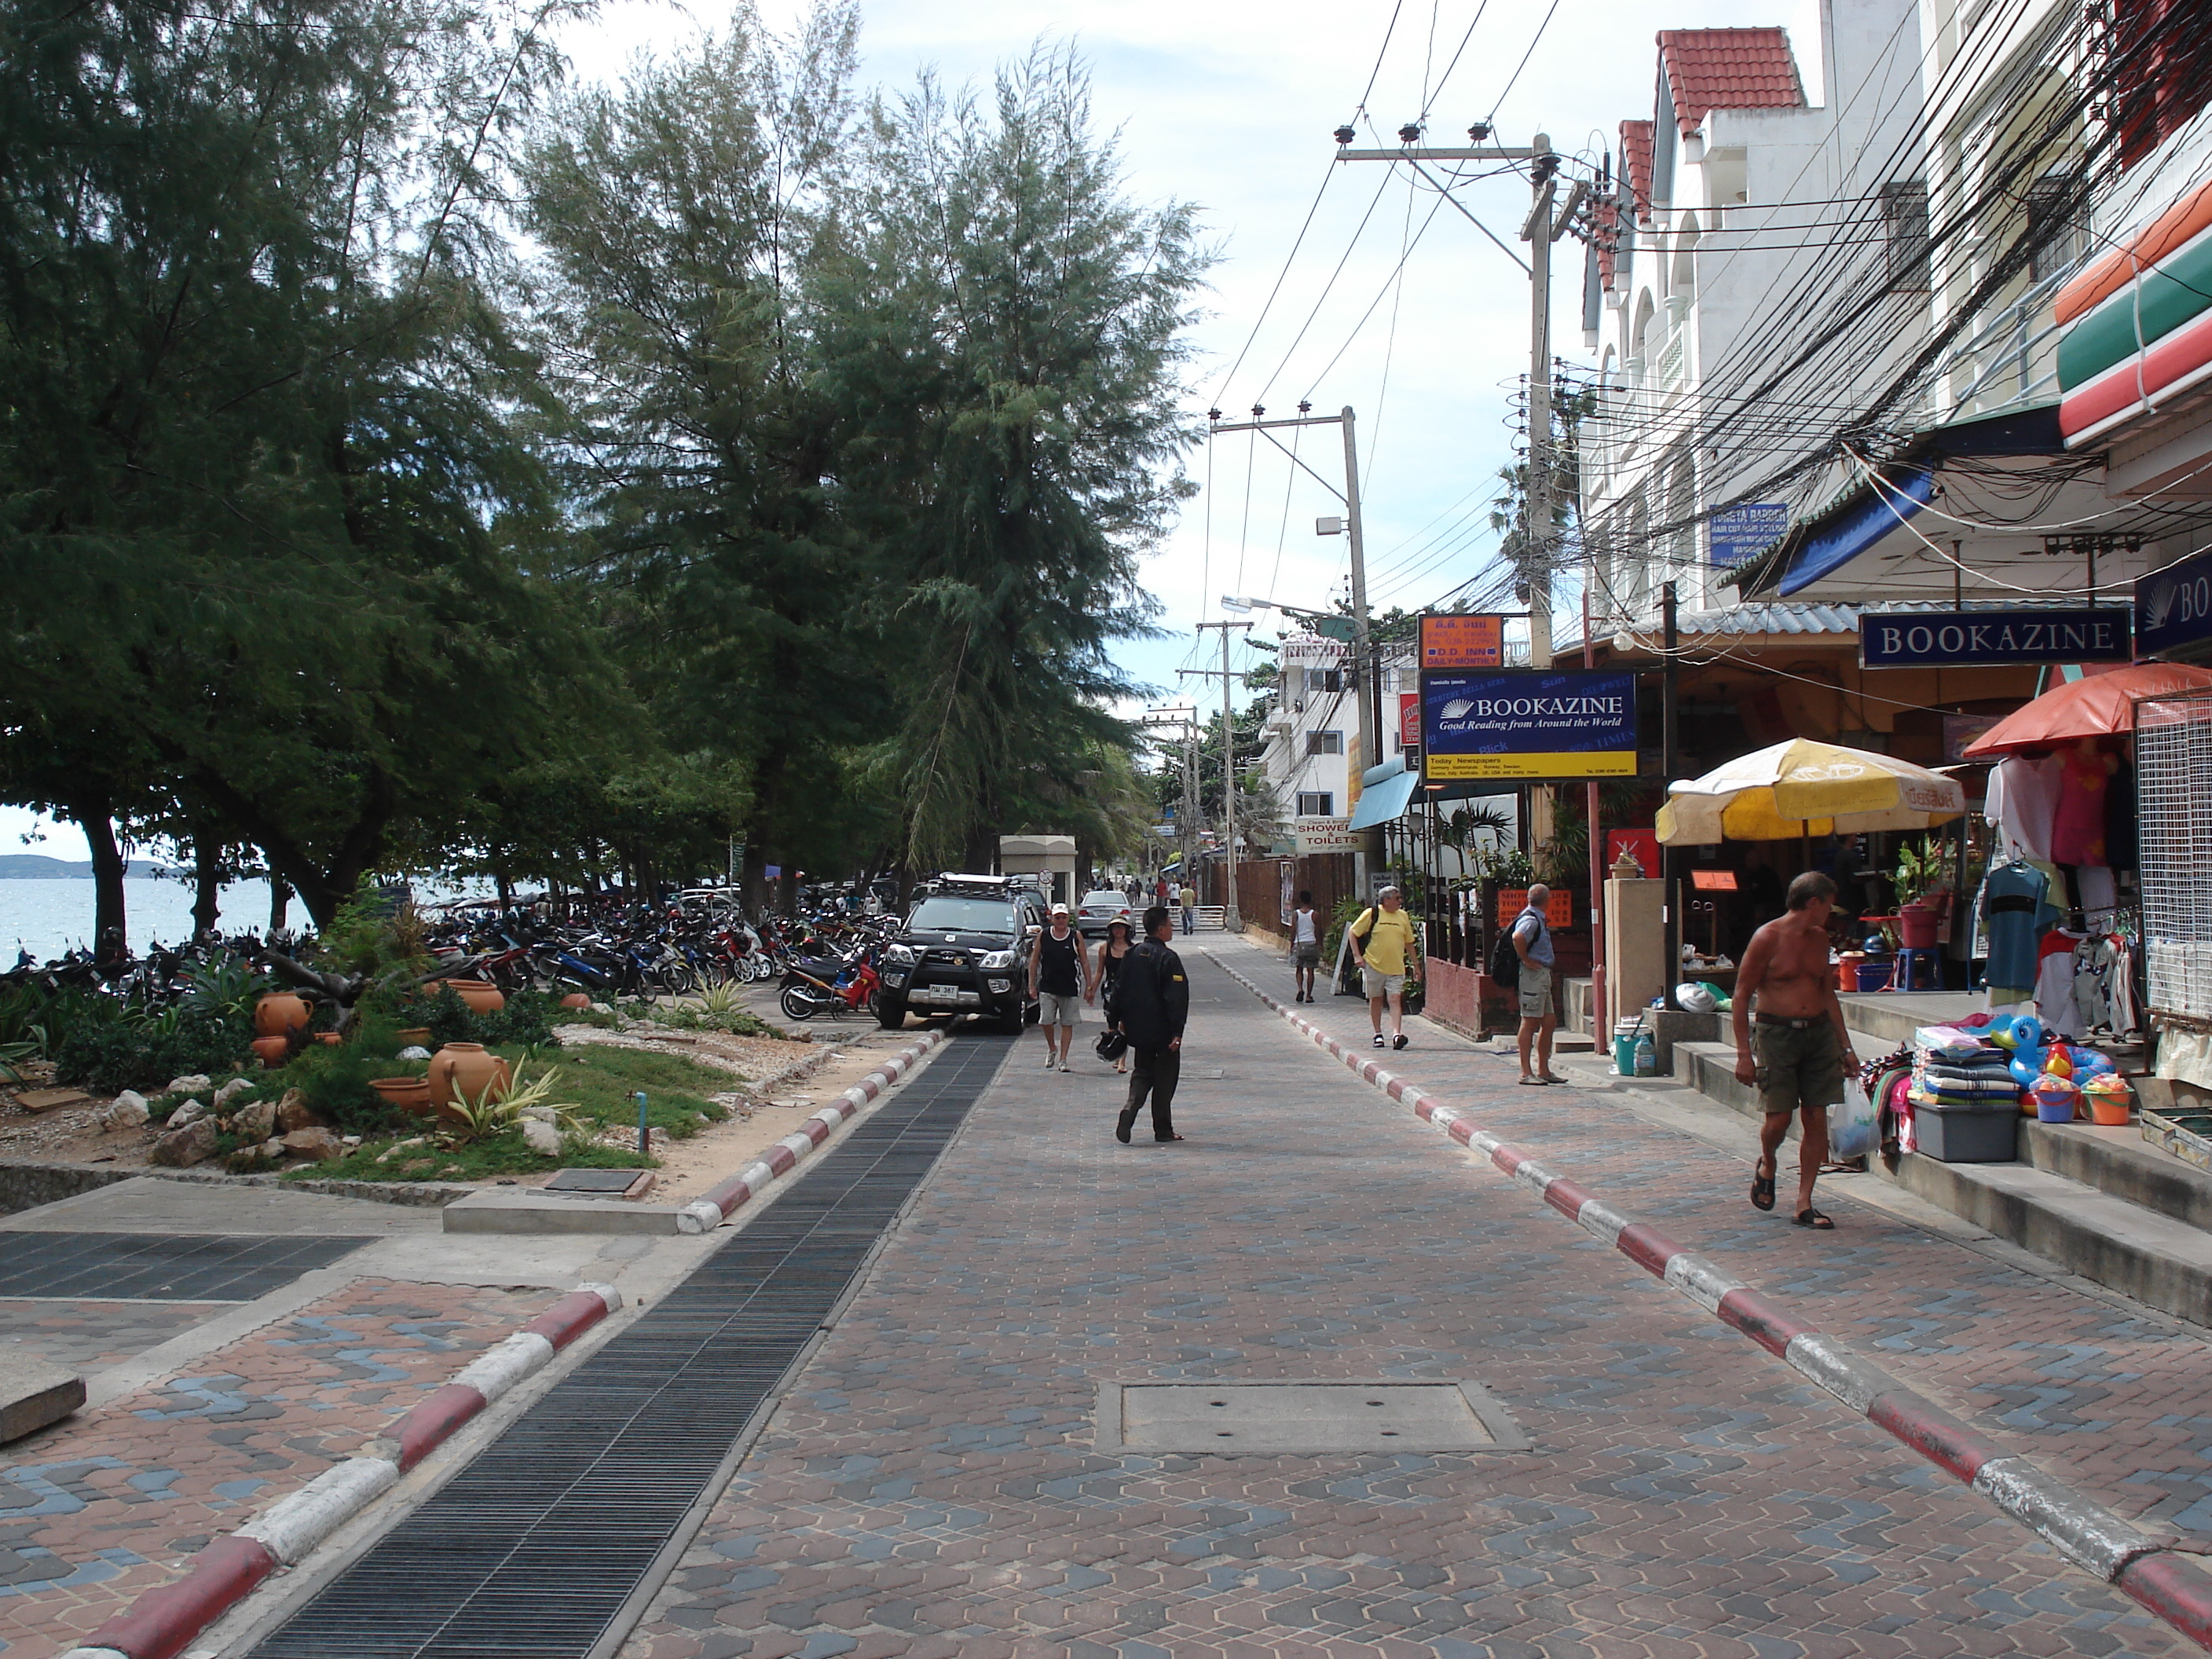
676, 1029, 947, 1233
59, 1283, 624, 1659
1213, 956, 2212, 1654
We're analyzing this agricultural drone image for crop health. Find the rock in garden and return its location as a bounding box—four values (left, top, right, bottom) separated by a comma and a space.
275, 1090, 318, 1133
225, 1139, 282, 1173
397, 1046, 431, 1061
151, 1118, 222, 1167
522, 1117, 562, 1156
165, 1074, 212, 1097
280, 1126, 345, 1162
168, 1098, 208, 1128
232, 1099, 276, 1141
212, 1077, 254, 1109
104, 1092, 149, 1130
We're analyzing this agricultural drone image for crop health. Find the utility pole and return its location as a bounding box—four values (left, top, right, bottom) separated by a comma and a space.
1661, 580, 1681, 1012
1208, 403, 1373, 892
1141, 706, 1198, 884
1184, 622, 1253, 930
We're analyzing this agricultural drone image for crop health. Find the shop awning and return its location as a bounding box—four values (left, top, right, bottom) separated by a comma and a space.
1349, 756, 1421, 829
1777, 467, 1935, 595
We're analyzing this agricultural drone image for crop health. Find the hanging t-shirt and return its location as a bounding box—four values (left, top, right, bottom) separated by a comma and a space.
2076, 864, 2118, 931
2034, 931, 2084, 1038
1979, 860, 2060, 995
1987, 754, 2061, 862
2050, 745, 2111, 866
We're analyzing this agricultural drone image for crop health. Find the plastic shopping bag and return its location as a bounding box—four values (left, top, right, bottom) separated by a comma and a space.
1828, 1076, 1877, 1161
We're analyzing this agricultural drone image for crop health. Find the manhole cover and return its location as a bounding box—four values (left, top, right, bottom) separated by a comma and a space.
543, 1168, 653, 1195
1097, 1380, 1527, 1454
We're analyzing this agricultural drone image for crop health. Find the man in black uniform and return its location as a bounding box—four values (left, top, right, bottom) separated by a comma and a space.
1114, 906, 1189, 1144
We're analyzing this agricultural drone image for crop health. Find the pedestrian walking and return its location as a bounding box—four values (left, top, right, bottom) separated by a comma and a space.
1092, 913, 1135, 1073
1178, 881, 1197, 936
1290, 890, 1322, 1003
1027, 903, 1086, 1073
1348, 886, 1419, 1050
1114, 905, 1188, 1143
1154, 873, 1170, 907
1734, 870, 1859, 1230
1511, 884, 1564, 1086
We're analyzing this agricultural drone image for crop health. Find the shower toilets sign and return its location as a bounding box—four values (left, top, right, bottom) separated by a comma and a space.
1421, 670, 1639, 780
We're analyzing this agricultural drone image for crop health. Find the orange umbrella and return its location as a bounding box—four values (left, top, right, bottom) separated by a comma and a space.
1961, 661, 2212, 757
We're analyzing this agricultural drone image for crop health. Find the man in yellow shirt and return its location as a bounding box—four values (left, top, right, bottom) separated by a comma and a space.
1348, 885, 1419, 1051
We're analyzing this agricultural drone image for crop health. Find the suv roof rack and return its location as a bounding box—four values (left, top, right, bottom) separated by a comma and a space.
934, 871, 1020, 889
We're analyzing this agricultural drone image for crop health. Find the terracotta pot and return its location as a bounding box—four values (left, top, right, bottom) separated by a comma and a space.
438, 979, 506, 1015
315, 1031, 342, 1046
1898, 901, 1940, 950
559, 992, 591, 1011
428, 1042, 511, 1112
251, 1035, 291, 1067
395, 1028, 433, 1047
255, 992, 310, 1038
368, 1076, 434, 1115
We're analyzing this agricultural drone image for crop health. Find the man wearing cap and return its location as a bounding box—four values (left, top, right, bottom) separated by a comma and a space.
1349, 885, 1419, 1052
1028, 902, 1086, 1072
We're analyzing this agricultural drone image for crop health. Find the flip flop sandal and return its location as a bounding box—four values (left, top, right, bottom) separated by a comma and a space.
1518, 1075, 1547, 1086
1750, 1170, 1777, 1211
1794, 1207, 1836, 1230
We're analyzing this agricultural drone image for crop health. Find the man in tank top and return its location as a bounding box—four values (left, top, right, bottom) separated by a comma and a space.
1028, 903, 1086, 1072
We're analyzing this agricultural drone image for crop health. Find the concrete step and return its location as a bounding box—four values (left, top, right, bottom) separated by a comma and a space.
1836, 989, 1980, 1048
1562, 976, 1595, 1036
1672, 1038, 2212, 1328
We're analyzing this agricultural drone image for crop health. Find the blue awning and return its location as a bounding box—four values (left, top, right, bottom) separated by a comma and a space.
1778, 466, 1934, 595
1349, 756, 1420, 829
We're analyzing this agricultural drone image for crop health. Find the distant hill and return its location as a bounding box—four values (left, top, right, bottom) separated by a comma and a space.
0, 854, 180, 879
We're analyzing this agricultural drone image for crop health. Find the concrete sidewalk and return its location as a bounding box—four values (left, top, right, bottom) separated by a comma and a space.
1222, 936, 2212, 1563
617, 947, 2187, 1657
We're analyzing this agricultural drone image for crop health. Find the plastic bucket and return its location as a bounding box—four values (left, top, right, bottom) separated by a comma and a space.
1613, 1033, 1637, 1075
1898, 902, 1939, 950
1855, 960, 1894, 992
2037, 1095, 2079, 1123
2086, 1093, 2132, 1126
1836, 953, 1865, 991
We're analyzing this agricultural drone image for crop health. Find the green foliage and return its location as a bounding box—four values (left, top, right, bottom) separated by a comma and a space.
267, 1042, 398, 1137
181, 954, 273, 1023
53, 1007, 251, 1093
468, 989, 561, 1049
390, 984, 474, 1049
1894, 837, 1948, 905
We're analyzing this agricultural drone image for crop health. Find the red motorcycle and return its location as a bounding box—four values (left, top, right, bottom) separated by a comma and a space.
778, 945, 881, 1021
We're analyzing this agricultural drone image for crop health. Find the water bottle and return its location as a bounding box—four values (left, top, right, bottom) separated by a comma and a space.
1633, 1031, 1657, 1078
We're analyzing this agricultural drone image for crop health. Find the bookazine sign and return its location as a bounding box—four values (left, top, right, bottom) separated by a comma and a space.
1421, 669, 1639, 780
1859, 607, 2131, 667
2138, 547, 2212, 657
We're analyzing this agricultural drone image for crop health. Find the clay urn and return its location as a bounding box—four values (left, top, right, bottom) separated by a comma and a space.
441, 979, 506, 1016
395, 1027, 433, 1047
255, 992, 310, 1038
428, 1042, 511, 1112
251, 1035, 291, 1068
314, 1031, 342, 1046
368, 1077, 434, 1115
559, 992, 592, 1011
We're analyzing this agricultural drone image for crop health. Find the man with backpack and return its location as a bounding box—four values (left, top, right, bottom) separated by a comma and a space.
1348, 886, 1419, 1051
1503, 883, 1565, 1086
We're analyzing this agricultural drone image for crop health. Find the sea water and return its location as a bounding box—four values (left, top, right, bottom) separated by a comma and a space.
0, 876, 495, 963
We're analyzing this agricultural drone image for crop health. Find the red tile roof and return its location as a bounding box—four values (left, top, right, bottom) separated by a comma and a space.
1656, 27, 1804, 135
1620, 119, 1654, 229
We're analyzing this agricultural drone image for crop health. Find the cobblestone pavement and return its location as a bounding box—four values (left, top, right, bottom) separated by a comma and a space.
0, 1277, 557, 1659
1229, 942, 2212, 1554
0, 1301, 222, 1375
619, 951, 2189, 1658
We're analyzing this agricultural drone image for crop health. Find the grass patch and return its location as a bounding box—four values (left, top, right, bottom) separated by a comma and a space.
299, 1135, 657, 1185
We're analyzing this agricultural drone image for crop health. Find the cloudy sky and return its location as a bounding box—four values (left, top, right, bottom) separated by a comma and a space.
5, 0, 1824, 864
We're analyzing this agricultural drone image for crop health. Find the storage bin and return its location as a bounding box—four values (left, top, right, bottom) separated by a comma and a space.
1855, 959, 1895, 992
1916, 1097, 2018, 1163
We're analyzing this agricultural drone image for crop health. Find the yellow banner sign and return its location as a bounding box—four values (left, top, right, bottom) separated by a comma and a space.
1426, 751, 1639, 780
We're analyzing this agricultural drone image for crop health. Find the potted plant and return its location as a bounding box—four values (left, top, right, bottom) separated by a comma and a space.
1892, 837, 1948, 950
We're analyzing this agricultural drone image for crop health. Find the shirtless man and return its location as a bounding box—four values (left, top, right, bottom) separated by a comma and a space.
1733, 870, 1859, 1230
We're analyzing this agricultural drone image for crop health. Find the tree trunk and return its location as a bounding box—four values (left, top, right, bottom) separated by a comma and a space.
740, 844, 767, 917
69, 798, 126, 961
269, 873, 292, 935
192, 835, 222, 938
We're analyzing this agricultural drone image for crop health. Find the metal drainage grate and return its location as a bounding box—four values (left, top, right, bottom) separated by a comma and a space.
1097, 1381, 1529, 1455
541, 1168, 652, 1196
247, 1035, 1013, 1659
0, 1232, 372, 1302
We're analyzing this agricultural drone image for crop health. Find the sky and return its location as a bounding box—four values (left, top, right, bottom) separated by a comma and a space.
4, 0, 1826, 864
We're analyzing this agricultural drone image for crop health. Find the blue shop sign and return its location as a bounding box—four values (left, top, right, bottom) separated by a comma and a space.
1859, 608, 2132, 668
2137, 547, 2212, 657
1708, 503, 1790, 567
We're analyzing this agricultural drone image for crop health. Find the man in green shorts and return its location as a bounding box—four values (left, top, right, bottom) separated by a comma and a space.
1732, 870, 1859, 1230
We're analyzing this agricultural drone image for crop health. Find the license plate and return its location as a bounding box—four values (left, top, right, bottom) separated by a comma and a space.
913, 985, 979, 1005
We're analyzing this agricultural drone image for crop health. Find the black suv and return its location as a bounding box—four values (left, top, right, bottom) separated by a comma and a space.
875, 877, 1045, 1033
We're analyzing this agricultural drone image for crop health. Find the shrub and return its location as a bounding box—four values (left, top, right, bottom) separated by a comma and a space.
390, 983, 472, 1047
55, 1023, 157, 1093
51, 1006, 251, 1093
274, 1041, 399, 1136
472, 989, 559, 1049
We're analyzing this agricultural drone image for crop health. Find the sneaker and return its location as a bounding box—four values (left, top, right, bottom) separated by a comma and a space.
1393, 1033, 1408, 1051
1059, 1060, 1071, 1073
1043, 1053, 1056, 1069
1372, 1033, 1386, 1049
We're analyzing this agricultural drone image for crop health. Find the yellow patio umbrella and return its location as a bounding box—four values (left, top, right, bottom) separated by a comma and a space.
1656, 739, 1967, 844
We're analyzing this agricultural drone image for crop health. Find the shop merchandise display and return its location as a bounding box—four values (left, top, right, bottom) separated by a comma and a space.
1892, 1013, 2131, 1153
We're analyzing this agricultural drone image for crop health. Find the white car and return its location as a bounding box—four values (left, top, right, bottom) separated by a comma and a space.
1075, 889, 1130, 939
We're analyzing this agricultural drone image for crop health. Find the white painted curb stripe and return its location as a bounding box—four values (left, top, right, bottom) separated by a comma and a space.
449, 1331, 555, 1402
1782, 1332, 1902, 1416
238, 1456, 400, 1563
1661, 1253, 1746, 1313
677, 1200, 725, 1234
1972, 1457, 2163, 1580
576, 1283, 623, 1315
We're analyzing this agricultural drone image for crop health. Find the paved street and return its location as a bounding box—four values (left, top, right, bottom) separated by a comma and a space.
617, 944, 2195, 1658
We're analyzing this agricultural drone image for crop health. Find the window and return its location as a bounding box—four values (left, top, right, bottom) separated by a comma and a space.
2026, 170, 2089, 283
1306, 730, 1344, 756
1881, 181, 1930, 292
1296, 792, 1335, 817
1304, 666, 1342, 693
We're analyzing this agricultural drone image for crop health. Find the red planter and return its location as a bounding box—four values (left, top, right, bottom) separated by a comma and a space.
1898, 902, 1939, 950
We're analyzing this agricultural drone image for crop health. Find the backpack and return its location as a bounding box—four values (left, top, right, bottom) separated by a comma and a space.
1489, 913, 1532, 983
